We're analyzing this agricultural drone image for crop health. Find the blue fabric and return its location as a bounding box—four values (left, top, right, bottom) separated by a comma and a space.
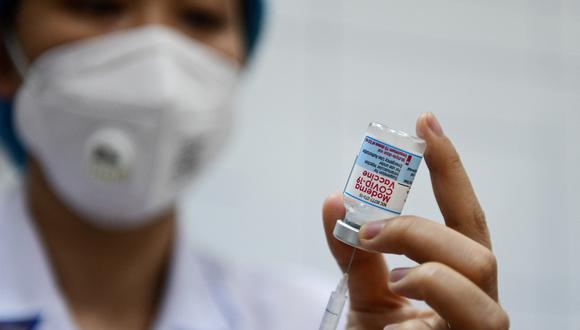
0, 98, 26, 167
0, 0, 265, 168
0, 315, 41, 330
243, 0, 266, 57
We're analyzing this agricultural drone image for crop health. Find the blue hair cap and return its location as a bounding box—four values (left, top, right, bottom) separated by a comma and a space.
243, 0, 266, 57
0, 0, 265, 54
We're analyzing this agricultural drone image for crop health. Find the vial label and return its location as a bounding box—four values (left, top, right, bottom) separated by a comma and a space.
344, 136, 422, 215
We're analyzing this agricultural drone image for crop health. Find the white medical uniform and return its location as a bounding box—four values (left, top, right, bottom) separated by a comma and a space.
0, 185, 331, 330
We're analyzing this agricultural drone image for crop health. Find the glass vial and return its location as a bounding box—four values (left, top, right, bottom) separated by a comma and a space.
333, 122, 426, 249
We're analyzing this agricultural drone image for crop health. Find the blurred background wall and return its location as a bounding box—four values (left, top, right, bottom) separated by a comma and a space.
1, 0, 579, 329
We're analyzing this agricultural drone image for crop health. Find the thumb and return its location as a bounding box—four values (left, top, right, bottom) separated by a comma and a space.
322, 193, 405, 309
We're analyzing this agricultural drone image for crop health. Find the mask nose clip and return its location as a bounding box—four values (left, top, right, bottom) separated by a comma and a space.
85, 128, 135, 183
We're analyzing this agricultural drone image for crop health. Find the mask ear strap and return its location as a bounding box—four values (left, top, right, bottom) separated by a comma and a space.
3, 31, 29, 78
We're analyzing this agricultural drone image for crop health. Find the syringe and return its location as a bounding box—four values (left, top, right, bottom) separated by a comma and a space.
318, 249, 356, 330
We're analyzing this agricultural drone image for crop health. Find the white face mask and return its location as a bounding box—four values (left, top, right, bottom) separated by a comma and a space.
11, 26, 240, 229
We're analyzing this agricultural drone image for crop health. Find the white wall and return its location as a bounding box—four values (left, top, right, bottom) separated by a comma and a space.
181, 0, 580, 329
1, 0, 578, 328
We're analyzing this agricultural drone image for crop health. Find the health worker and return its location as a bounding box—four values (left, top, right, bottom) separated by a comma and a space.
0, 1, 509, 329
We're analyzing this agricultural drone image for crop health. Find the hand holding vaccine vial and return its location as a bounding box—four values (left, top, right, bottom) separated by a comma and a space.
333, 122, 426, 250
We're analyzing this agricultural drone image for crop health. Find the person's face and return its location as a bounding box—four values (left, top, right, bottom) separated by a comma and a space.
0, 0, 244, 99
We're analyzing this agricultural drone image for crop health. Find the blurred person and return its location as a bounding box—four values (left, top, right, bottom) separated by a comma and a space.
0, 0, 508, 329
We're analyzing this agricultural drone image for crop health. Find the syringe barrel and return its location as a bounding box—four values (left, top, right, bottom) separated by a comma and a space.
319, 290, 347, 330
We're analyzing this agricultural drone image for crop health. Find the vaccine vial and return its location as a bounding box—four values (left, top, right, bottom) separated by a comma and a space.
333, 122, 426, 249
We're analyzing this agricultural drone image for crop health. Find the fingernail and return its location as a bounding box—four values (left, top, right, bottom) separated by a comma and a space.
426, 112, 444, 136
416, 113, 428, 139
383, 325, 399, 330
389, 267, 411, 283
360, 220, 385, 240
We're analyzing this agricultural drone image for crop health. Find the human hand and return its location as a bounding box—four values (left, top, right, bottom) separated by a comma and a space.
322, 113, 509, 330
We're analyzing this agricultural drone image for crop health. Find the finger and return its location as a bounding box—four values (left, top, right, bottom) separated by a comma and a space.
360, 216, 498, 300
322, 193, 406, 310
384, 319, 433, 330
389, 262, 510, 330
416, 113, 491, 248
386, 314, 451, 330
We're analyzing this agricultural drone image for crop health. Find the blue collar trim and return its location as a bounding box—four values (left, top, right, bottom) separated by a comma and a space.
0, 314, 41, 330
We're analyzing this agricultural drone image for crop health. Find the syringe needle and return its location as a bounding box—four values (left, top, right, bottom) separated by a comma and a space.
345, 248, 356, 274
